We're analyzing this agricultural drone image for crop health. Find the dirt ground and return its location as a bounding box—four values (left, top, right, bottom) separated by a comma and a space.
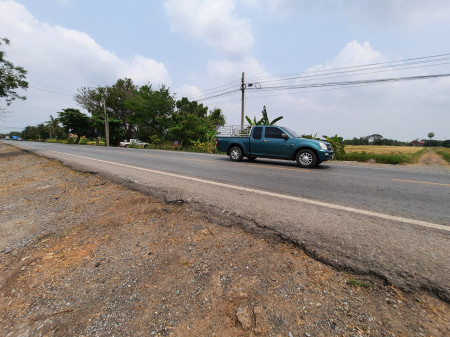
415, 149, 449, 166
1, 143, 449, 337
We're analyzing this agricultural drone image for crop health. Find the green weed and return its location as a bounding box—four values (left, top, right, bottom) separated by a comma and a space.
347, 278, 372, 288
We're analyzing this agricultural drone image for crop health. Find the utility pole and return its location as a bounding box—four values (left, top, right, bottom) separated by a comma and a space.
241, 72, 245, 128
101, 98, 110, 147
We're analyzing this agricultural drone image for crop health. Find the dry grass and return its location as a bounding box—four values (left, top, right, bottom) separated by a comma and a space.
344, 145, 424, 154
434, 147, 450, 163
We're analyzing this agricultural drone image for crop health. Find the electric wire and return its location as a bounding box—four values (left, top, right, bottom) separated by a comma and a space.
195, 53, 450, 101
29, 86, 74, 97
22, 53, 450, 104
199, 73, 450, 104
245, 53, 450, 83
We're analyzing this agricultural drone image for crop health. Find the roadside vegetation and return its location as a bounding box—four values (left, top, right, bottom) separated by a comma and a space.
434, 147, 450, 163
6, 78, 226, 153
2, 73, 448, 164
337, 146, 428, 164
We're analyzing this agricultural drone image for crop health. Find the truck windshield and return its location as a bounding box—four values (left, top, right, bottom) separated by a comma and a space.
280, 127, 300, 138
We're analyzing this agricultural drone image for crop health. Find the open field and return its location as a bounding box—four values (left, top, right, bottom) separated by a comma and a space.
344, 145, 424, 154
337, 146, 427, 164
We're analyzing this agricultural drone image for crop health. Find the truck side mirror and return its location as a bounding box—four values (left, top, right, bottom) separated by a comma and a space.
281, 133, 289, 139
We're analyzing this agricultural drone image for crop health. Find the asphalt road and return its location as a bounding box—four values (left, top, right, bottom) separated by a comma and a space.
6, 141, 450, 301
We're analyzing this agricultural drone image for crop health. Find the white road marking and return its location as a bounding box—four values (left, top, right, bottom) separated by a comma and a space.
26, 146, 450, 232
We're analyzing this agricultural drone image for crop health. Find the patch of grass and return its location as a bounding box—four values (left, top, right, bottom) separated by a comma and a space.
434, 147, 450, 163
336, 148, 427, 164
347, 278, 372, 288
86, 141, 106, 146
344, 145, 424, 154
45, 138, 63, 143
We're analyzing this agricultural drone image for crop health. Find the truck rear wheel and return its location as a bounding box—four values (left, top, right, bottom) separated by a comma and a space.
229, 146, 243, 162
296, 149, 317, 168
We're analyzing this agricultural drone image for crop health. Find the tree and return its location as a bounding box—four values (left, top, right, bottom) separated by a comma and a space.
46, 114, 64, 139
428, 132, 435, 140
0, 38, 28, 110
168, 97, 225, 147
75, 78, 139, 142
57, 108, 91, 143
127, 84, 175, 142
365, 134, 383, 143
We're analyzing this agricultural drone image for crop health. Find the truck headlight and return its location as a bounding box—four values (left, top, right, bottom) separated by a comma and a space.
319, 142, 328, 150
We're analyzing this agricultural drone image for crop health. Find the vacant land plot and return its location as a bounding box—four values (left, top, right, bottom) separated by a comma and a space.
337, 146, 427, 164
1, 144, 449, 336
344, 145, 424, 154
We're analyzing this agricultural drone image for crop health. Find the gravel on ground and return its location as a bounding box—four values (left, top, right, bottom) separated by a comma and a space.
1, 143, 449, 336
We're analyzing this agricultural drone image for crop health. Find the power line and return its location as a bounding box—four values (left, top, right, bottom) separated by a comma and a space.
22, 53, 450, 105
199, 72, 450, 105
194, 53, 450, 102
29, 86, 74, 97
249, 73, 450, 92
197, 72, 450, 102
245, 53, 450, 83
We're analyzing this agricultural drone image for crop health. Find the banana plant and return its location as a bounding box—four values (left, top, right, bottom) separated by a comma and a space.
322, 134, 345, 154
245, 106, 283, 126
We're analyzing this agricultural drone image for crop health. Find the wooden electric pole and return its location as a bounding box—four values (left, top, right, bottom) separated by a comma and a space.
241, 72, 245, 128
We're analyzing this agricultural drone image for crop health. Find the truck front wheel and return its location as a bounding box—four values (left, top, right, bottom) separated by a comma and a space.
229, 146, 243, 162
296, 149, 317, 168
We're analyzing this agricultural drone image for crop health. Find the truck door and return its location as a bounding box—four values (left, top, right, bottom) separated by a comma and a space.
249, 126, 264, 155
262, 126, 292, 158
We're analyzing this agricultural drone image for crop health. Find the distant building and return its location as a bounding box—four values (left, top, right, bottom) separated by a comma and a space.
410, 140, 424, 147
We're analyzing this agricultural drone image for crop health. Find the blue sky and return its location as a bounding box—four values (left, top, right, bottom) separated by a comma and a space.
1, 0, 450, 141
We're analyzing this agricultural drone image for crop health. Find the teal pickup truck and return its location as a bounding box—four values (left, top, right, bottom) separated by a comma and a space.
216, 125, 334, 168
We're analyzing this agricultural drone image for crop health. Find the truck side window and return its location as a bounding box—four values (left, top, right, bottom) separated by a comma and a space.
252, 127, 262, 140
265, 127, 283, 139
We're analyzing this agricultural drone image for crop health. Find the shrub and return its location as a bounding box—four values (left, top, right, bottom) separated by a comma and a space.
190, 139, 217, 153
150, 135, 160, 144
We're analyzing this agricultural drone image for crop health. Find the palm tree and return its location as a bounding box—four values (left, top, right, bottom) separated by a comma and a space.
46, 115, 60, 139
428, 132, 435, 140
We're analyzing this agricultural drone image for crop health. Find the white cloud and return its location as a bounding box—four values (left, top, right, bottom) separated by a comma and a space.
241, 0, 300, 16
175, 85, 203, 100
208, 55, 268, 82
164, 0, 253, 59
323, 41, 385, 68
271, 41, 450, 140
349, 0, 450, 27
164, 0, 268, 104
243, 0, 450, 27
0, 0, 170, 129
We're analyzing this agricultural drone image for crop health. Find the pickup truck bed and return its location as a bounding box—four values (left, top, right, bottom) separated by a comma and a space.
216, 125, 334, 168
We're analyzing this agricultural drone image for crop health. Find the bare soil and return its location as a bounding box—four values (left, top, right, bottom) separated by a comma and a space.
415, 149, 449, 166
1, 144, 449, 337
